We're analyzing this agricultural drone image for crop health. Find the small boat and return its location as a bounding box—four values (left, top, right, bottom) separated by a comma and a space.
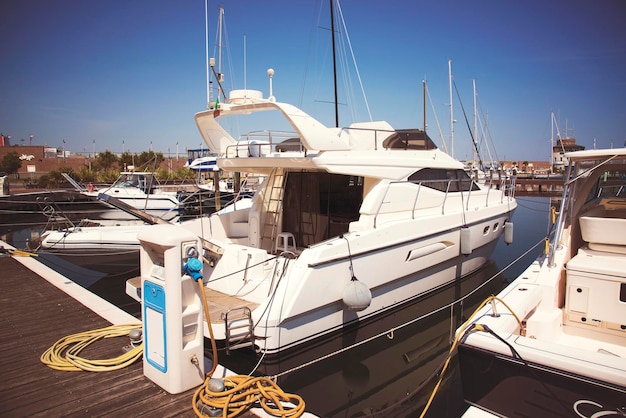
32, 220, 147, 276
65, 171, 183, 221
457, 148, 626, 416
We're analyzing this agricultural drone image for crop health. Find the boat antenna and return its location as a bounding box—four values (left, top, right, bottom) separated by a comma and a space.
330, 0, 339, 127
208, 6, 227, 104
205, 0, 210, 108
217, 6, 224, 83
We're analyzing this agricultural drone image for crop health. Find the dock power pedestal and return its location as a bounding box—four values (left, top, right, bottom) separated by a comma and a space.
138, 225, 205, 394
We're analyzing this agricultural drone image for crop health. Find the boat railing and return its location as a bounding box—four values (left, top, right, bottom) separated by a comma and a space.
338, 126, 396, 150
373, 179, 460, 228
374, 176, 515, 228
483, 173, 517, 203
228, 131, 305, 157
223, 176, 257, 212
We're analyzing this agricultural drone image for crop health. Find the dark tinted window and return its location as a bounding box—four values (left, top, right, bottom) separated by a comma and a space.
408, 168, 479, 192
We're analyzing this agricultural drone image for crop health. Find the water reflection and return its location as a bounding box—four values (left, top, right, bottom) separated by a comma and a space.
218, 261, 507, 418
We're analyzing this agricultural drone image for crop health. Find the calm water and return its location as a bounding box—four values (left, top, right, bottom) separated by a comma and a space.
0, 196, 553, 417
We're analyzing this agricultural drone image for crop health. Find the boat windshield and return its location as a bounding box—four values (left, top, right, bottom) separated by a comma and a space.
408, 168, 480, 192
382, 129, 438, 150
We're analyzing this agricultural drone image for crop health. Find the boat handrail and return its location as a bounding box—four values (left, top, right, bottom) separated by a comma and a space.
337, 126, 394, 151
548, 161, 575, 266
373, 178, 458, 228
373, 177, 515, 229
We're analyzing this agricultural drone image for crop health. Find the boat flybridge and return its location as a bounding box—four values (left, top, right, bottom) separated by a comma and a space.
142, 87, 517, 355
458, 148, 626, 416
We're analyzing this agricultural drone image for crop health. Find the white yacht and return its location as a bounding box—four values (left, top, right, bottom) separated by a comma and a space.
131, 87, 517, 355
457, 148, 626, 416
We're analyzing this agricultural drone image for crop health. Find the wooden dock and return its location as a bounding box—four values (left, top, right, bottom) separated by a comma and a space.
0, 251, 259, 417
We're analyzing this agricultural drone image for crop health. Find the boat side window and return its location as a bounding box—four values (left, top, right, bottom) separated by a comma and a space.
408, 168, 479, 192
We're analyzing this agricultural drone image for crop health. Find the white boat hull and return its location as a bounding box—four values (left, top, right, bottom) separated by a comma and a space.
197, 203, 513, 354
457, 148, 626, 417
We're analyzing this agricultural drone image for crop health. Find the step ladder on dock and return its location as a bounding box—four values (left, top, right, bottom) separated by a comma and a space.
224, 307, 255, 354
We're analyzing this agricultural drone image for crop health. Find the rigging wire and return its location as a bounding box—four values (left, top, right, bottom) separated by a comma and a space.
335, 0, 372, 122
426, 81, 449, 153
452, 79, 482, 168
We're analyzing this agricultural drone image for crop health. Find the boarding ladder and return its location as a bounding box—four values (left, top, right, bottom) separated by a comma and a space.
260, 170, 286, 252
223, 307, 255, 354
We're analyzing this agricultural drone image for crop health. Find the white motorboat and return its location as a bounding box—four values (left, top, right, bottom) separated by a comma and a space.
141, 83, 517, 355
457, 148, 626, 416
32, 220, 147, 277
81, 171, 183, 221
38, 222, 146, 252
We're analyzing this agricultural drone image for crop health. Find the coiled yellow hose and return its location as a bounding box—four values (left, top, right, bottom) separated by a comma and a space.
192, 278, 305, 418
40, 324, 143, 372
193, 375, 306, 418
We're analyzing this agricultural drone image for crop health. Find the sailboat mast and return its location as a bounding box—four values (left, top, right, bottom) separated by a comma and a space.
423, 80, 427, 132
330, 0, 339, 128
449, 59, 454, 158
217, 6, 224, 84
473, 79, 478, 163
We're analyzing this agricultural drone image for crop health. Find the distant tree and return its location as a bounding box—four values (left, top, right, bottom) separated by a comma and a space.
73, 167, 96, 183
95, 150, 119, 171
46, 168, 74, 188
135, 151, 164, 170
96, 170, 121, 183
174, 167, 195, 181
0, 152, 22, 175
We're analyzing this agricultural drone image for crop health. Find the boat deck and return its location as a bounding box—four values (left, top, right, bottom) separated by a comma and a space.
0, 253, 258, 417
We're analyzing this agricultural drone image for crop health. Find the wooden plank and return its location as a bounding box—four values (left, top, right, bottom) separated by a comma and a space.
204, 288, 260, 325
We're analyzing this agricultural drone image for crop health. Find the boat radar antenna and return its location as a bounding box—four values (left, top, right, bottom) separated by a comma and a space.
268, 68, 275, 102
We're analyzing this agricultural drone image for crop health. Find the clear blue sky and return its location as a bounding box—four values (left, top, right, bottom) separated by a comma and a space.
1, 0, 625, 162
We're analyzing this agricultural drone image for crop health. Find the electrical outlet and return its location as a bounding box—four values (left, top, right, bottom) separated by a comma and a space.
181, 241, 199, 263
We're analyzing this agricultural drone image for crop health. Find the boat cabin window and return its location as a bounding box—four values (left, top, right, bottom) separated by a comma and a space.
282, 172, 363, 246
408, 168, 479, 192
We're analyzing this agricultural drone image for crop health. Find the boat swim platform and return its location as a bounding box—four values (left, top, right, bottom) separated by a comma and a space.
126, 277, 260, 326
0, 244, 260, 417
